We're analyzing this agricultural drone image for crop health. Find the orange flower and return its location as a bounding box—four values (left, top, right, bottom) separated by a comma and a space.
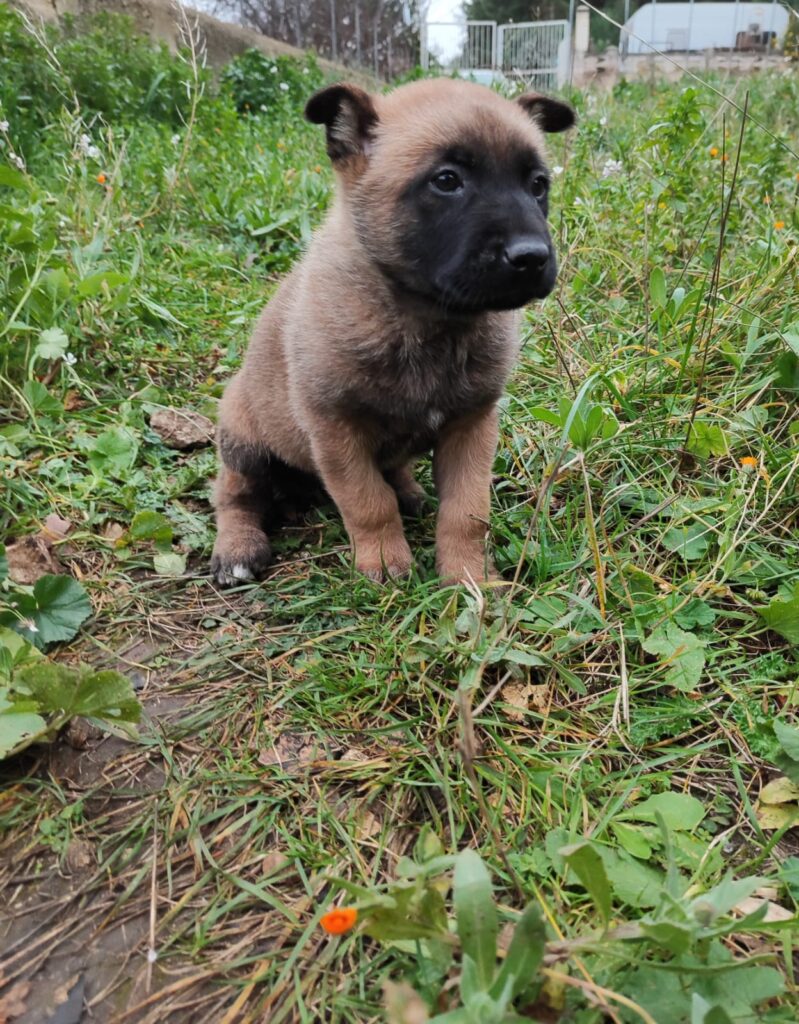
96, 172, 106, 184
709, 147, 719, 157
721, 153, 729, 163
320, 906, 358, 935
774, 220, 785, 230
740, 456, 758, 469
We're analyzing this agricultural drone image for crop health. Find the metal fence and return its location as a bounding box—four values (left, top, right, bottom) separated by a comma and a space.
421, 18, 571, 88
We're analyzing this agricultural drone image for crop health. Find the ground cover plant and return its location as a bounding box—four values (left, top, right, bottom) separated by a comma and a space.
0, 5, 798, 1021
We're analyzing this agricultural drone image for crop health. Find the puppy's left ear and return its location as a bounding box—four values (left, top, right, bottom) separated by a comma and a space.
305, 83, 378, 163
516, 94, 576, 133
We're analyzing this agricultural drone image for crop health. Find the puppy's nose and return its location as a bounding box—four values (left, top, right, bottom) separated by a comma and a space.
503, 238, 550, 272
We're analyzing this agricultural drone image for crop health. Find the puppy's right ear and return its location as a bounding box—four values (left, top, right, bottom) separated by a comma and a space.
305, 84, 378, 164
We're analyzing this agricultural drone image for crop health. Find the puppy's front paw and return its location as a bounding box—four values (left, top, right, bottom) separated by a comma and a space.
437, 539, 497, 586
211, 530, 272, 586
355, 534, 413, 583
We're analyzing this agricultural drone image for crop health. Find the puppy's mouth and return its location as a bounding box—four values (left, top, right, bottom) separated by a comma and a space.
429, 250, 558, 313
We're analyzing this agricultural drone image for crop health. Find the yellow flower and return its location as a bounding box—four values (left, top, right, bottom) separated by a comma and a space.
774, 221, 785, 230
277, 140, 286, 150
96, 172, 106, 184
709, 147, 719, 157
658, 201, 667, 209
740, 456, 758, 469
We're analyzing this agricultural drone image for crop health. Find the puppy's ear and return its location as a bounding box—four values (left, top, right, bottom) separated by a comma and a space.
516, 94, 576, 133
305, 84, 378, 163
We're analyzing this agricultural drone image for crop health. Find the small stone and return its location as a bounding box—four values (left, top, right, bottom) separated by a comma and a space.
65, 839, 95, 874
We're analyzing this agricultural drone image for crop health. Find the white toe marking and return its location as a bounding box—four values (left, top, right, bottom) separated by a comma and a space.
231, 563, 254, 580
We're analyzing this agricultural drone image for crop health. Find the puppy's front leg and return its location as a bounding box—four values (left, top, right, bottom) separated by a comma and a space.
310, 420, 412, 582
434, 406, 499, 584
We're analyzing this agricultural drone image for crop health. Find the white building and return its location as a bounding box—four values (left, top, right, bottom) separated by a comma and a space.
620, 2, 792, 54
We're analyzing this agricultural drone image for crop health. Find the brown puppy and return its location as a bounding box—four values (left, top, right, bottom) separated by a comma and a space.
211, 78, 574, 586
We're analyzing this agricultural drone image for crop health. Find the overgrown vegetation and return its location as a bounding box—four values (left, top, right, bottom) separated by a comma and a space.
0, 6, 797, 1022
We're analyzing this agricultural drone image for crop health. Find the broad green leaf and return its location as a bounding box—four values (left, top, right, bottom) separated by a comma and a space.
76, 270, 128, 298
0, 710, 47, 758
661, 521, 713, 561
153, 551, 186, 576
0, 165, 28, 189
620, 792, 706, 830
489, 901, 545, 1001
691, 994, 733, 1024
22, 380, 63, 417
650, 266, 667, 308
14, 661, 79, 711
774, 720, 799, 762
528, 406, 561, 427
692, 873, 766, 922
758, 584, 799, 644
129, 510, 173, 547
14, 575, 92, 648
603, 850, 665, 908
673, 598, 715, 629
611, 821, 653, 859
453, 849, 498, 991
88, 427, 138, 478
559, 841, 611, 925
72, 669, 141, 722
35, 327, 69, 360
643, 623, 706, 691
639, 917, 694, 955
687, 421, 728, 459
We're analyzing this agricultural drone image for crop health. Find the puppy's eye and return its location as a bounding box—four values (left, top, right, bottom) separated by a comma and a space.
431, 170, 463, 194
530, 174, 549, 200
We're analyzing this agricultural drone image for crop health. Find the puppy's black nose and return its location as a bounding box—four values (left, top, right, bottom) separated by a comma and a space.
503, 238, 550, 272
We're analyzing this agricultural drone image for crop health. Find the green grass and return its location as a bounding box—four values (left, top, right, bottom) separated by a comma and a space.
1, 7, 798, 1022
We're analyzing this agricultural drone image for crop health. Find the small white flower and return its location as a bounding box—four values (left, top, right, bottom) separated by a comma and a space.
24, 619, 39, 633
601, 158, 623, 179
0, 120, 9, 133
271, 65, 278, 73
87, 145, 101, 160
303, 68, 309, 75
63, 352, 77, 366
259, 104, 267, 111
574, 196, 584, 206
279, 82, 289, 92
10, 153, 25, 170
599, 116, 608, 127
147, 948, 157, 964
171, 133, 181, 146
551, 165, 564, 177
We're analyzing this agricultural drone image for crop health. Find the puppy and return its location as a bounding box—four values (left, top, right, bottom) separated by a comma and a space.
211, 78, 574, 586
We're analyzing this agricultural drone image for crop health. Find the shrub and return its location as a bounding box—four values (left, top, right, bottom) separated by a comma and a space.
221, 48, 324, 115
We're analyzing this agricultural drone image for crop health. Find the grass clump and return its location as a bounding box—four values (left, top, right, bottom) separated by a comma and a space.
0, 5, 798, 1021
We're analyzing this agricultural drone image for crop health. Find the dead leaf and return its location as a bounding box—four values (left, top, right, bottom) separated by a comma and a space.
65, 717, 102, 750
735, 896, 794, 922
0, 980, 30, 1023
41, 514, 72, 541
64, 839, 95, 874
356, 811, 382, 840
261, 851, 290, 877
759, 777, 799, 804
383, 981, 430, 1024
257, 732, 341, 772
63, 391, 85, 412
5, 534, 61, 584
501, 682, 549, 722
149, 408, 214, 450
755, 801, 798, 831
101, 522, 125, 544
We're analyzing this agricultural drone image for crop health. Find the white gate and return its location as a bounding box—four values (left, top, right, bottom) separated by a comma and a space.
421, 18, 571, 87
497, 21, 571, 89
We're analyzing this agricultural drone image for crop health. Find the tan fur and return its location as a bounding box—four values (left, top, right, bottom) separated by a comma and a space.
211, 78, 571, 585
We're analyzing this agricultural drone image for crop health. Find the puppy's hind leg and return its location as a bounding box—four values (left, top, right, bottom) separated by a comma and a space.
211, 438, 274, 586
385, 462, 428, 518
